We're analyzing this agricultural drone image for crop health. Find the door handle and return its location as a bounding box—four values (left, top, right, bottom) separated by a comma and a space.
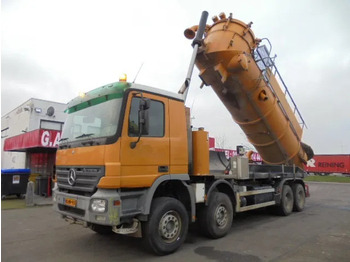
158, 166, 169, 172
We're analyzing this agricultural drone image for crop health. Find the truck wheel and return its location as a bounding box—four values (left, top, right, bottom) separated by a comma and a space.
292, 183, 305, 212
89, 224, 113, 235
199, 192, 233, 239
277, 185, 294, 216
143, 197, 188, 255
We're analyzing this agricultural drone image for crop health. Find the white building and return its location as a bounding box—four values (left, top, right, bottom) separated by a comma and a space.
1, 98, 67, 181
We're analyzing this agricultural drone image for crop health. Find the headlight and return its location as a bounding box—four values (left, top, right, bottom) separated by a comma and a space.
91, 199, 107, 213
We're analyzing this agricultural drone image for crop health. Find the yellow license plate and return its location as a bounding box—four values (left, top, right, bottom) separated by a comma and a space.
65, 198, 77, 207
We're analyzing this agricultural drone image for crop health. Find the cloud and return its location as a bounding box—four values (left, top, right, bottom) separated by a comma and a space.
2, 0, 350, 154
1, 53, 73, 112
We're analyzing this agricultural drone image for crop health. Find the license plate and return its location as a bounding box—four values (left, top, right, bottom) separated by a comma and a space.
65, 198, 77, 207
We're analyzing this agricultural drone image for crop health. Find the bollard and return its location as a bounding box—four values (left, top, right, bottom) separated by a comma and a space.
25, 181, 35, 207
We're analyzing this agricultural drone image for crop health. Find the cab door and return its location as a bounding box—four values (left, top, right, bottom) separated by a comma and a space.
120, 91, 169, 188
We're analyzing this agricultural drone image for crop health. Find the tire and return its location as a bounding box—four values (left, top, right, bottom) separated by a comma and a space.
276, 185, 294, 216
198, 192, 233, 239
17, 194, 25, 199
142, 197, 189, 255
292, 183, 305, 212
89, 224, 113, 235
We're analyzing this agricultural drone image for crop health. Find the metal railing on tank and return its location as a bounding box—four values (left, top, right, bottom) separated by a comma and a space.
254, 41, 307, 133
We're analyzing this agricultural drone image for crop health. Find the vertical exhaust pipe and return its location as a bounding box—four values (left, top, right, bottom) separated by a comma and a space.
192, 11, 209, 46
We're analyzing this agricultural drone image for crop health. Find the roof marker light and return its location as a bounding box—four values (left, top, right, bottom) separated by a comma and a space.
119, 73, 127, 82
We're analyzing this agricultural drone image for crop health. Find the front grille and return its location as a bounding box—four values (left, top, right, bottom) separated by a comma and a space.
56, 166, 105, 194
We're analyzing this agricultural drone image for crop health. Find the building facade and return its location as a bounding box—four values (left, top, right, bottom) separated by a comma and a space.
1, 98, 67, 191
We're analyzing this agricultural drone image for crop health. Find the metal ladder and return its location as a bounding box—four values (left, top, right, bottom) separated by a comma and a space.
254, 44, 307, 134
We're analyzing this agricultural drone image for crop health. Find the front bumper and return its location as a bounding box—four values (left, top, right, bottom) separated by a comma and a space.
53, 187, 121, 226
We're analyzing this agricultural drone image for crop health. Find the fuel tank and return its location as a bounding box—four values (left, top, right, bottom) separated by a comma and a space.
185, 12, 313, 168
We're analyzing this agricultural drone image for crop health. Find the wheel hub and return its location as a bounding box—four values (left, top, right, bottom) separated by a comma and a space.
285, 191, 293, 210
297, 188, 305, 206
215, 205, 228, 228
159, 211, 181, 243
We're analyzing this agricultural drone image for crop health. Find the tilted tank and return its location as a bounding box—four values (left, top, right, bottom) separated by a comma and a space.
185, 12, 313, 168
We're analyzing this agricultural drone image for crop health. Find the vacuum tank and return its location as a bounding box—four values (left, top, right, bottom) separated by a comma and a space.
185, 12, 313, 168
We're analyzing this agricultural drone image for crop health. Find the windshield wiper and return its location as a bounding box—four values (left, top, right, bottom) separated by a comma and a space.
75, 133, 94, 139
59, 137, 70, 149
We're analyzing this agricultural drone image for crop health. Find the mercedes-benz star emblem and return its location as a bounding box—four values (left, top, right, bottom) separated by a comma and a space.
68, 168, 77, 186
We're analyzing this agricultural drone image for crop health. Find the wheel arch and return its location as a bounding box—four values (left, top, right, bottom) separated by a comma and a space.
206, 179, 235, 209
275, 178, 305, 205
141, 174, 195, 222
277, 178, 305, 190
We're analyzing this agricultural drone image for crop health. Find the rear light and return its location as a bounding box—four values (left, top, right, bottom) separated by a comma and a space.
305, 184, 310, 197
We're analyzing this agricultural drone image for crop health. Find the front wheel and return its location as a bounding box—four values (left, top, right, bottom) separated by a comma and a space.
142, 197, 189, 255
198, 192, 233, 239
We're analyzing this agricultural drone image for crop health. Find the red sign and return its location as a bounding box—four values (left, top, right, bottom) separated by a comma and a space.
209, 137, 215, 150
217, 149, 262, 162
4, 129, 62, 152
305, 155, 350, 174
39, 129, 61, 147
209, 137, 262, 162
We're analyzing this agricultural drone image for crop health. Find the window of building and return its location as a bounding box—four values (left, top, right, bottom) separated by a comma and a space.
1, 127, 9, 138
40, 120, 64, 131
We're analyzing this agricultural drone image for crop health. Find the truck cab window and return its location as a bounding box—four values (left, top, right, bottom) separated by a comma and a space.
128, 97, 164, 137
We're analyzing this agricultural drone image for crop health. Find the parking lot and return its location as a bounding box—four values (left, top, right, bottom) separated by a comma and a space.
2, 182, 350, 262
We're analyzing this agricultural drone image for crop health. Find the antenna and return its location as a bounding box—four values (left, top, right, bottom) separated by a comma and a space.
132, 63, 144, 83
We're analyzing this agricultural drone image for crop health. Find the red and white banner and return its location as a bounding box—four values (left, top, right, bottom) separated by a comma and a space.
305, 155, 350, 174
4, 129, 62, 151
209, 137, 262, 162
39, 130, 61, 147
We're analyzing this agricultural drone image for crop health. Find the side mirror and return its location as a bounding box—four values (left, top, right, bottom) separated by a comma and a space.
130, 97, 150, 149
139, 109, 149, 136
139, 98, 150, 110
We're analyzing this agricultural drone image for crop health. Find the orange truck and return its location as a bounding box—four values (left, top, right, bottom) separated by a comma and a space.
53, 11, 313, 255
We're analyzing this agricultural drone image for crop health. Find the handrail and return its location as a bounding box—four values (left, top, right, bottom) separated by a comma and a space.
254, 44, 307, 130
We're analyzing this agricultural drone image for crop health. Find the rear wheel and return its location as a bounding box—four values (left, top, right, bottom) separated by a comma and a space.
292, 183, 305, 212
198, 192, 233, 239
276, 185, 294, 216
143, 197, 188, 255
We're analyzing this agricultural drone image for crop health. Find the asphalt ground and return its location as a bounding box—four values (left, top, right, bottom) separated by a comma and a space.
2, 182, 350, 261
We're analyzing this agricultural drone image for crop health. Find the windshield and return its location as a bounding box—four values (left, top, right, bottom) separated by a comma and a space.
60, 98, 123, 146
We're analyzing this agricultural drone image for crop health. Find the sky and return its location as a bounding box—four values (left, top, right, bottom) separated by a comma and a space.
1, 0, 350, 154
